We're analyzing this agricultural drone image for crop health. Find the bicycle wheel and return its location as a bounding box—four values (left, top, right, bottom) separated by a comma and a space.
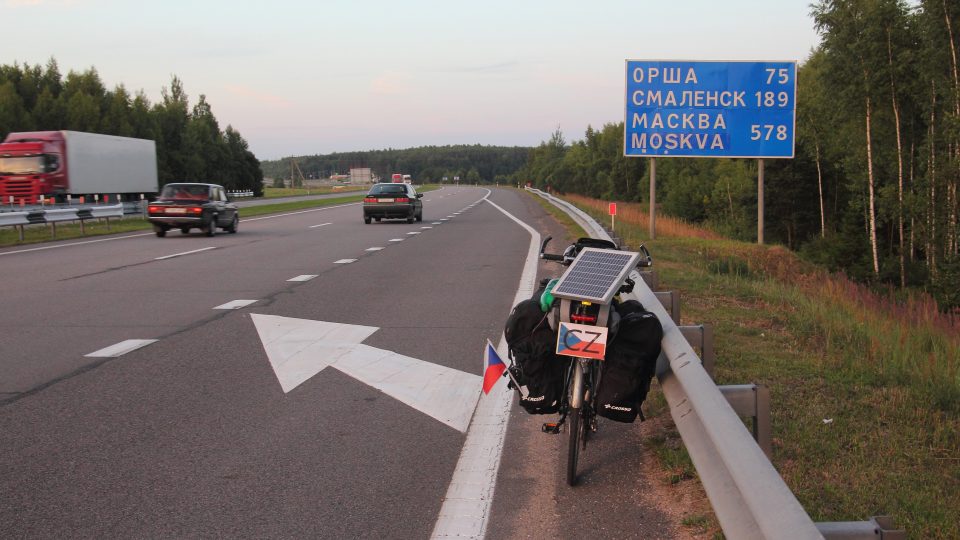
566, 361, 586, 486
566, 405, 584, 486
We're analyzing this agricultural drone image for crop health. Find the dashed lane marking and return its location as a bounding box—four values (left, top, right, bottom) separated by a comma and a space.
334, 258, 358, 264
288, 275, 318, 282
366, 247, 385, 251
84, 339, 158, 358
154, 247, 217, 260
213, 299, 258, 310
309, 222, 332, 228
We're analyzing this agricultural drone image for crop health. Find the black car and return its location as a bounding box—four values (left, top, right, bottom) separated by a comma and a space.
362, 183, 423, 224
148, 183, 239, 237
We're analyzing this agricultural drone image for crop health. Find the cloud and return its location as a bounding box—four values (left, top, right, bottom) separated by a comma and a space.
370, 71, 413, 96
432, 61, 521, 75
223, 85, 291, 108
4, 0, 80, 6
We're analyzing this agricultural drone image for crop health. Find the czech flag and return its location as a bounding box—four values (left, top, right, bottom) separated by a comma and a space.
482, 339, 507, 394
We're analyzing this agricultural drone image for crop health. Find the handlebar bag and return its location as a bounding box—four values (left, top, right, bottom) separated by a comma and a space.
504, 299, 564, 414
596, 300, 663, 422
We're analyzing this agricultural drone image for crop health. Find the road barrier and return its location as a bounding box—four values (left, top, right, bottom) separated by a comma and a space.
527, 188, 904, 540
0, 204, 126, 240
228, 190, 254, 197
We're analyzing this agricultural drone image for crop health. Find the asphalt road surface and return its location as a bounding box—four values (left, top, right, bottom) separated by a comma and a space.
0, 186, 680, 539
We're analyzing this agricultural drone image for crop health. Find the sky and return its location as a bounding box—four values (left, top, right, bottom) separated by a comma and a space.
3, 0, 821, 160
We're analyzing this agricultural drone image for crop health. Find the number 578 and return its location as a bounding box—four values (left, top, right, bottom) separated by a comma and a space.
750, 125, 788, 141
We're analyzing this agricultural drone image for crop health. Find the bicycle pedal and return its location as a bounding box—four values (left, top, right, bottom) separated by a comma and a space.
541, 423, 561, 434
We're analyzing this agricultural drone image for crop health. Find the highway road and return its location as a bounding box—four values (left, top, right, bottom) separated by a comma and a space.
0, 186, 680, 538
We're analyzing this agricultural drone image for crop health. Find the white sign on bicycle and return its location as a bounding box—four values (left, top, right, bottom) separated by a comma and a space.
556, 321, 609, 360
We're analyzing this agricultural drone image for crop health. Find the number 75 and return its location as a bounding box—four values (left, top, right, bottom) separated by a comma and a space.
765, 68, 789, 84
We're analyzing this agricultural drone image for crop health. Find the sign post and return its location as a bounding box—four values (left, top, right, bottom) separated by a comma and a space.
624, 60, 796, 243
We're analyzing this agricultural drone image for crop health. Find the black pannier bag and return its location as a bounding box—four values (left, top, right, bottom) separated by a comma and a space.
595, 300, 663, 422
504, 299, 565, 414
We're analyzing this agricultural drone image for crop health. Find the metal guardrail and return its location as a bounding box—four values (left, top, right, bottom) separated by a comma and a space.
525, 188, 905, 540
228, 190, 255, 197
0, 204, 125, 240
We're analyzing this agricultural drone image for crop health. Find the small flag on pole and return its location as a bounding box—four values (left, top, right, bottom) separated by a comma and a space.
482, 339, 506, 394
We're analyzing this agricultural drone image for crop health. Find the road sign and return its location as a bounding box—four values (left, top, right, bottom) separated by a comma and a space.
624, 60, 796, 158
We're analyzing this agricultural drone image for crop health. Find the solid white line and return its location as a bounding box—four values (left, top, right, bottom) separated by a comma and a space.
334, 258, 357, 264
431, 189, 540, 539
366, 247, 385, 251
84, 339, 158, 358
309, 222, 333, 228
213, 299, 258, 310
287, 274, 318, 282
0, 232, 153, 257
154, 246, 217, 260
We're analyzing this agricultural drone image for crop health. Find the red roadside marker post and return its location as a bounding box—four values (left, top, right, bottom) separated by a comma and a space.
609, 202, 617, 232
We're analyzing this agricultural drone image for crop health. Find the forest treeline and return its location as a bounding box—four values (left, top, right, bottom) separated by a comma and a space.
0, 59, 263, 194
261, 145, 529, 186
515, 0, 960, 312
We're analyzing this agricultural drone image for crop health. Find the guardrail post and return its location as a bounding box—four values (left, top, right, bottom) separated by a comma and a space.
678, 324, 715, 378
816, 516, 905, 539
718, 384, 772, 459
18, 224, 24, 241
639, 270, 659, 289
654, 290, 680, 324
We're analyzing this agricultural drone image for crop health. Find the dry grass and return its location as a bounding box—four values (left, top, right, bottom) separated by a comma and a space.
547, 192, 960, 538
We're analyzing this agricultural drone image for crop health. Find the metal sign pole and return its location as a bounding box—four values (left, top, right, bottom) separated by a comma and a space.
758, 158, 765, 245
649, 157, 657, 240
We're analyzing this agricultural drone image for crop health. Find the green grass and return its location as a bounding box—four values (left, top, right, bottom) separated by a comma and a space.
0, 194, 366, 248
554, 195, 960, 538
263, 185, 366, 197
0, 185, 444, 249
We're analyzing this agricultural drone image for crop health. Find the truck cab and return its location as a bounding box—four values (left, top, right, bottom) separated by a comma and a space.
0, 131, 67, 204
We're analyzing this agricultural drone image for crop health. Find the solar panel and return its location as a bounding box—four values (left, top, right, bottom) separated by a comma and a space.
551, 247, 641, 304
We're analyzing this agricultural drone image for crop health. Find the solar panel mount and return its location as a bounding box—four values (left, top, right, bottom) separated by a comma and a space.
551, 247, 641, 304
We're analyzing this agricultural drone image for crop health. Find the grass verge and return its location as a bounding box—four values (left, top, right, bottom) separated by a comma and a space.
0, 194, 366, 248
552, 194, 959, 538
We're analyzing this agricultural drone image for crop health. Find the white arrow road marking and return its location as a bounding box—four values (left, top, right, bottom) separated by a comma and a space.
85, 339, 157, 358
214, 299, 258, 310
251, 314, 481, 433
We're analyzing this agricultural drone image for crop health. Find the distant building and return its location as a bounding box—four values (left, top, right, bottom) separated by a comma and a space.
350, 168, 373, 184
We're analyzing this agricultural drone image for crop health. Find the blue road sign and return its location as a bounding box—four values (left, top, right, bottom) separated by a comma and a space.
624, 60, 796, 159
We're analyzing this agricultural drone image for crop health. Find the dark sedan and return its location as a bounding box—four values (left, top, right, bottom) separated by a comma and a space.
362, 183, 423, 224
148, 183, 239, 237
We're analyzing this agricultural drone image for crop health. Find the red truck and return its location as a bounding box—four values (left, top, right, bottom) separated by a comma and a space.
0, 130, 158, 204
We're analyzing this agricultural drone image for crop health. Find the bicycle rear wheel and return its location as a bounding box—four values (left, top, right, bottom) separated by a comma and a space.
566, 405, 584, 486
